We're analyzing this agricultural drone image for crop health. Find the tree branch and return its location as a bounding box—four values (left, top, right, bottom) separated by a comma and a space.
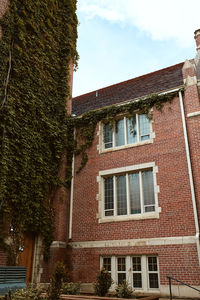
0, 40, 13, 109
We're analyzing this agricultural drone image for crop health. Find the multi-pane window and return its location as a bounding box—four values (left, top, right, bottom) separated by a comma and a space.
104, 169, 155, 218
101, 256, 159, 291
103, 114, 150, 149
103, 257, 111, 273
132, 257, 142, 288
148, 257, 159, 288
117, 257, 126, 284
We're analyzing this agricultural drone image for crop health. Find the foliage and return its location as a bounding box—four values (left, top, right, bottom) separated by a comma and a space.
115, 281, 135, 298
73, 90, 181, 172
47, 262, 67, 300
94, 268, 113, 297
4, 287, 43, 300
0, 0, 78, 260
62, 282, 81, 295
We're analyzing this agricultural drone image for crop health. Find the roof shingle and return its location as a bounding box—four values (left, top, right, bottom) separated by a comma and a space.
72, 62, 184, 115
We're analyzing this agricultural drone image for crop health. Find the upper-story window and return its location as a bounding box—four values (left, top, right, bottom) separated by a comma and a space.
104, 169, 155, 218
98, 162, 160, 223
103, 114, 150, 150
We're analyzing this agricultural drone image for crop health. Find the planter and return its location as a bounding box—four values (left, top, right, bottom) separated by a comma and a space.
60, 294, 159, 300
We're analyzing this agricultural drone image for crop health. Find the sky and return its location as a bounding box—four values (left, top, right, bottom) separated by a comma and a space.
72, 0, 200, 97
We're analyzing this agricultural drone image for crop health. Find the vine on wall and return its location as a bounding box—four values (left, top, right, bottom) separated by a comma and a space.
0, 0, 78, 261
73, 90, 181, 173
0, 0, 182, 264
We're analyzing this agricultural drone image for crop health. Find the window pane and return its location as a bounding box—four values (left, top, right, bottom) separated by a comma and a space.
139, 114, 150, 141
103, 257, 111, 272
149, 273, 159, 288
104, 177, 114, 216
127, 116, 137, 144
142, 170, 155, 212
118, 257, 126, 271
116, 119, 125, 146
118, 273, 126, 284
132, 257, 141, 271
104, 123, 113, 149
117, 175, 127, 215
129, 173, 141, 214
133, 273, 142, 288
148, 257, 158, 271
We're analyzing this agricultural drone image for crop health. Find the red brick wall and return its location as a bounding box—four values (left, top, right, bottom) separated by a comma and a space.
70, 244, 200, 286
72, 97, 196, 243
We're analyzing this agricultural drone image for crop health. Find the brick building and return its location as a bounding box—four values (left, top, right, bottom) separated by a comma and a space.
1, 1, 200, 298
69, 30, 200, 298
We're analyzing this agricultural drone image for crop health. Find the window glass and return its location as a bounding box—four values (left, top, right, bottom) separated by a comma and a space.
117, 257, 126, 284
127, 116, 137, 144
148, 257, 159, 289
117, 175, 127, 215
132, 257, 142, 288
116, 119, 125, 146
104, 123, 113, 149
104, 177, 114, 216
129, 173, 141, 214
103, 257, 111, 272
139, 114, 150, 141
142, 171, 155, 212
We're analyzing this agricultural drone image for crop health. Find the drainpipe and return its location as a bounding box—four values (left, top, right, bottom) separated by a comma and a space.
179, 90, 200, 265
69, 130, 75, 240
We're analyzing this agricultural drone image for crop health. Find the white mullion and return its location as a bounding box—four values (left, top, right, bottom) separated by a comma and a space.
114, 176, 117, 216
136, 114, 140, 142
126, 173, 130, 215
126, 256, 131, 286
111, 257, 116, 288
124, 117, 127, 145
142, 256, 147, 291
139, 171, 144, 214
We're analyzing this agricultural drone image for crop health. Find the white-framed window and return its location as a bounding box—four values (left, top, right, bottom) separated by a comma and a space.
101, 255, 159, 291
98, 163, 159, 223
103, 114, 151, 150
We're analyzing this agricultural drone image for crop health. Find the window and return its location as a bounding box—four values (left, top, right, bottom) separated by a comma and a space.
101, 255, 159, 291
103, 114, 151, 150
104, 169, 155, 218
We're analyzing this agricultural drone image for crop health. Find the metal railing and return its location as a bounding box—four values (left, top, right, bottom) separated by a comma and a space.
167, 276, 200, 300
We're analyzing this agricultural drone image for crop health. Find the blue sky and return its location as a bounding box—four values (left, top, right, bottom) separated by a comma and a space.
73, 0, 200, 97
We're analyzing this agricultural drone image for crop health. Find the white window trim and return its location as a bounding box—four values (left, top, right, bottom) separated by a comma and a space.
100, 255, 160, 292
98, 114, 155, 154
97, 162, 160, 223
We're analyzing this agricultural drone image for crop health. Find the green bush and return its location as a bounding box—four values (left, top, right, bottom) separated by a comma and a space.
47, 262, 67, 300
115, 281, 135, 298
4, 287, 43, 300
62, 282, 81, 295
94, 268, 113, 297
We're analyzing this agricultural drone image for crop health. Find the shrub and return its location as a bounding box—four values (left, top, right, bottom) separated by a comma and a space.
115, 281, 135, 298
94, 268, 113, 297
62, 282, 81, 295
47, 262, 67, 300
4, 287, 43, 300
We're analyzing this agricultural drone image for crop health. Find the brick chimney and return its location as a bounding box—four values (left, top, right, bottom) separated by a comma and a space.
194, 29, 200, 80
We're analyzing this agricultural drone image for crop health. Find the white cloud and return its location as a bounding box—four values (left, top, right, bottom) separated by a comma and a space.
78, 0, 200, 47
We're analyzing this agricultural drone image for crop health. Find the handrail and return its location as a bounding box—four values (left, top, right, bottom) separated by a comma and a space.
167, 276, 200, 300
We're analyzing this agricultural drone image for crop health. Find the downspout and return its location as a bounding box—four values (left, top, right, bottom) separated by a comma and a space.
69, 130, 75, 240
179, 90, 200, 265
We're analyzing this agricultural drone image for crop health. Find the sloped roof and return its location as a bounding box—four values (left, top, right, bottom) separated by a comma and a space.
72, 62, 184, 115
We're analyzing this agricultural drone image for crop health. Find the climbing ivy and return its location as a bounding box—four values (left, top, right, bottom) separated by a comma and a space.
73, 90, 181, 173
0, 0, 182, 264
0, 0, 78, 261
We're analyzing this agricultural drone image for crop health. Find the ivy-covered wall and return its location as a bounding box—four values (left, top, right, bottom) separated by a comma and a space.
0, 0, 78, 262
